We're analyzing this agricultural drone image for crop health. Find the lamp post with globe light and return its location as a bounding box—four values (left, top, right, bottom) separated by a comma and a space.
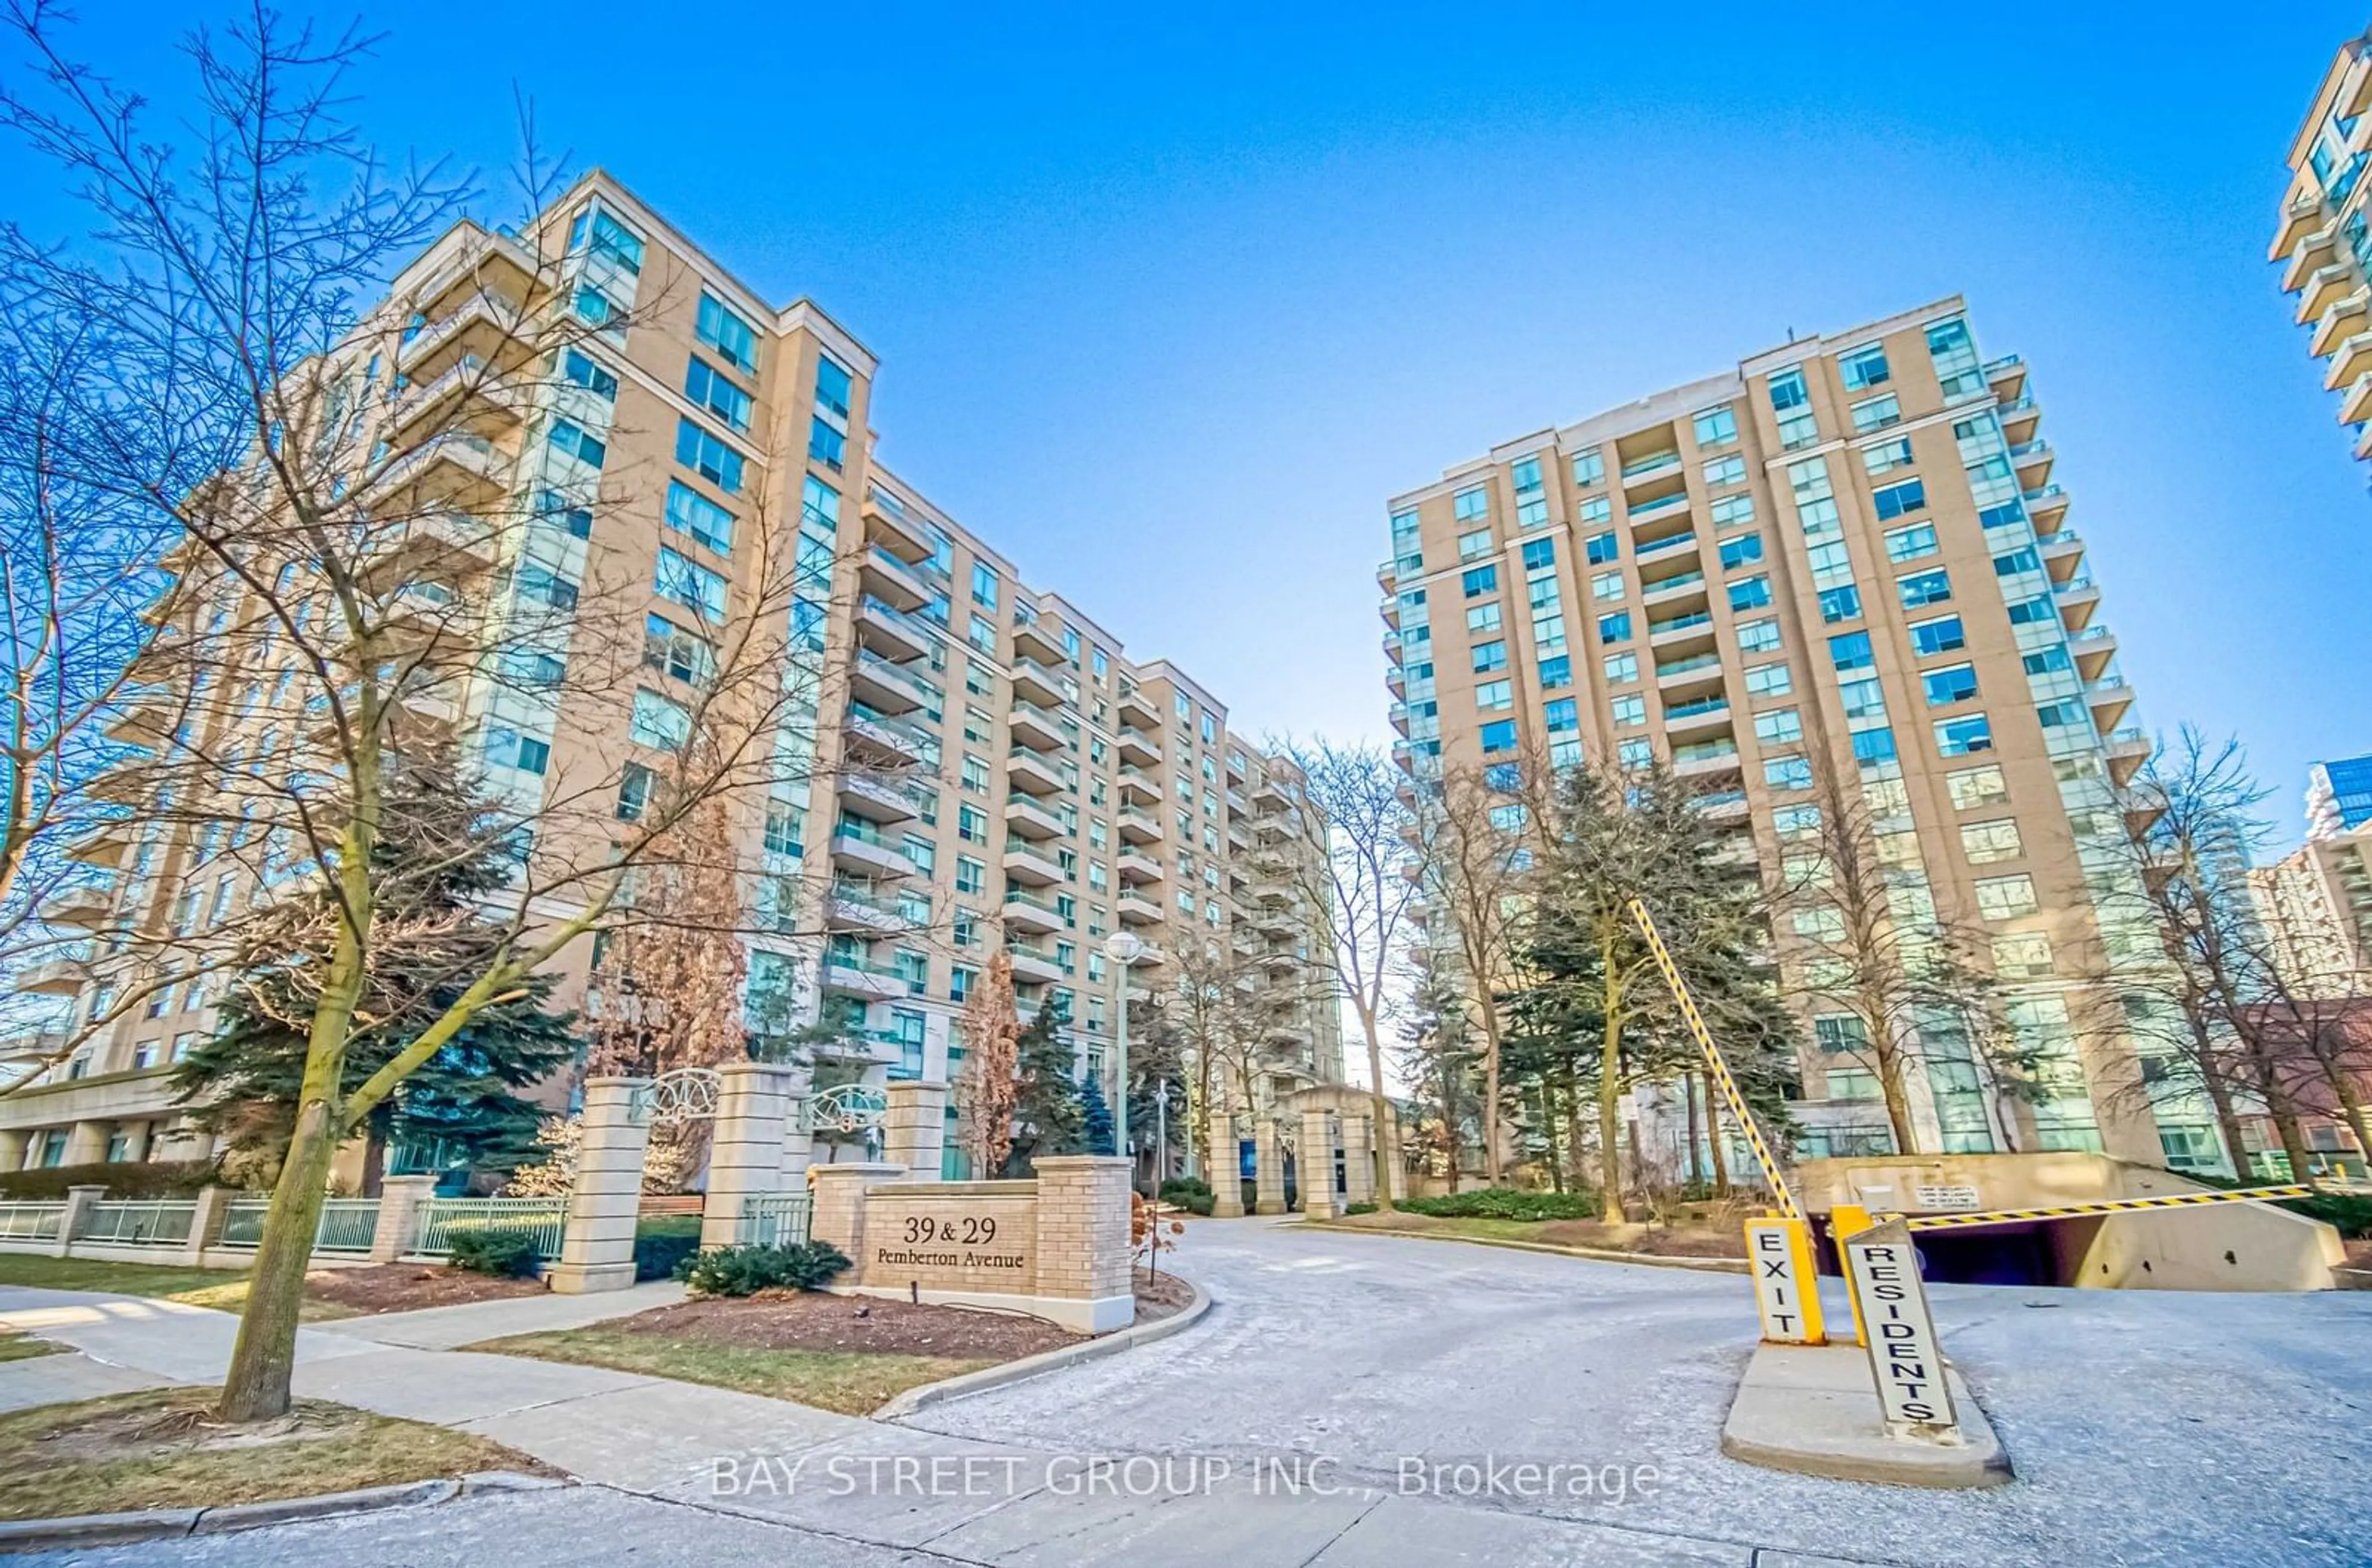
1103, 930, 1149, 1181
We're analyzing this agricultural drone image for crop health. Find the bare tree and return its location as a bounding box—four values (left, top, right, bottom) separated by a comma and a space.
953, 947, 1020, 1179
1773, 756, 2023, 1157
0, 8, 866, 1421
1274, 739, 1416, 1209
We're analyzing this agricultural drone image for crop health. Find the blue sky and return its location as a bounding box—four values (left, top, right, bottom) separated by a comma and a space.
10, 3, 2369, 849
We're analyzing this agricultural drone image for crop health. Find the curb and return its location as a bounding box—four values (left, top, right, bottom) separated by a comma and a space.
0, 1471, 568, 1554
1295, 1219, 1750, 1275
873, 1276, 1212, 1420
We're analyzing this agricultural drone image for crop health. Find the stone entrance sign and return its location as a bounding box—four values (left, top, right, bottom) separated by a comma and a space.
864, 1182, 1038, 1285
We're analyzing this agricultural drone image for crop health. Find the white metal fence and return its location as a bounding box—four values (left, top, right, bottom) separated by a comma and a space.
78, 1199, 196, 1246
410, 1197, 568, 1259
0, 1201, 65, 1242
215, 1196, 382, 1252
736, 1193, 812, 1247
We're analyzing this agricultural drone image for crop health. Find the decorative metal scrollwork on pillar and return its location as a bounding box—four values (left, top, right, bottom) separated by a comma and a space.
644, 1067, 723, 1126
801, 1084, 887, 1136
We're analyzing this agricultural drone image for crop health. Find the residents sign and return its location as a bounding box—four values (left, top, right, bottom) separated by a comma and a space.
1743, 1218, 1825, 1345
1841, 1219, 1960, 1442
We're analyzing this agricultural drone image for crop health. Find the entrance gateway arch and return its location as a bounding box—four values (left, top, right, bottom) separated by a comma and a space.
1205, 1084, 1403, 1218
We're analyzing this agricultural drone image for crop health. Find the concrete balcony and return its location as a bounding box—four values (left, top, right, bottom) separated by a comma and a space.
2107, 727, 2152, 787
1385, 664, 1406, 697
829, 820, 915, 879
1620, 450, 1684, 487
1010, 656, 1071, 708
2040, 531, 2086, 579
2067, 625, 2118, 678
2086, 676, 2136, 731
385, 352, 529, 440
11, 955, 89, 996
2298, 263, 2354, 325
1001, 840, 1064, 887
2326, 330, 2372, 392
2344, 372, 2372, 428
861, 487, 934, 563
1252, 776, 1291, 810
65, 822, 132, 868
849, 651, 932, 716
1117, 687, 1161, 729
1672, 744, 1742, 779
1997, 393, 2041, 440
1116, 890, 1164, 926
1007, 945, 1066, 986
1655, 653, 1724, 692
859, 547, 933, 613
2022, 485, 2069, 527
2053, 576, 2102, 632
843, 706, 930, 768
2282, 225, 2342, 294
368, 428, 512, 509
1226, 786, 1251, 816
1004, 795, 1065, 840
1984, 355, 2027, 400
2011, 439, 2054, 488
855, 596, 934, 664
824, 882, 912, 934
1697, 790, 1750, 823
1662, 697, 1732, 737
1001, 889, 1066, 934
1116, 849, 1164, 885
1647, 611, 1717, 650
1117, 806, 1164, 845
2311, 289, 2370, 356
1117, 766, 1162, 807
1639, 569, 1707, 608
1006, 748, 1063, 796
395, 288, 524, 380
820, 952, 909, 1002
1012, 616, 1065, 666
835, 771, 920, 826
1008, 701, 1067, 753
1251, 903, 1300, 939
41, 886, 114, 930
1117, 727, 1162, 766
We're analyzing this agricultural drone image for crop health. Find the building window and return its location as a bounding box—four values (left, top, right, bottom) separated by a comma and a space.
547, 417, 606, 468
629, 690, 691, 751
675, 418, 745, 494
1872, 479, 1927, 521
1818, 585, 1862, 623
1703, 454, 1746, 487
1480, 720, 1518, 754
1474, 681, 1513, 712
1909, 615, 1966, 656
696, 291, 759, 372
1862, 437, 1914, 475
1602, 652, 1636, 684
1947, 764, 2010, 810
1717, 534, 1762, 571
1728, 576, 1772, 611
1463, 565, 1499, 598
1883, 522, 1937, 562
1471, 640, 1508, 673
1850, 393, 1901, 433
955, 856, 986, 895
1611, 694, 1646, 727
1468, 603, 1504, 634
1592, 569, 1625, 601
1572, 449, 1604, 486
663, 482, 735, 554
1744, 661, 1792, 697
1935, 713, 1994, 757
1839, 345, 1890, 390
684, 356, 752, 432
655, 547, 727, 621
1992, 931, 2053, 978
1922, 663, 1979, 706
1693, 406, 1738, 447
1896, 570, 1952, 608
1453, 485, 1489, 521
1736, 617, 1781, 653
1584, 531, 1618, 565
1754, 708, 1802, 745
1597, 611, 1631, 644
484, 726, 550, 775
1974, 873, 2039, 921
1765, 755, 1812, 790
1960, 819, 2024, 864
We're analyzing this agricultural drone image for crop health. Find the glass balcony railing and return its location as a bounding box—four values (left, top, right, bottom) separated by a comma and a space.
1641, 569, 1706, 597
1672, 740, 1739, 765
1655, 653, 1722, 679
1665, 695, 1731, 721
1628, 490, 1691, 520
858, 593, 935, 640
846, 704, 930, 749
1620, 451, 1683, 481
1649, 611, 1714, 637
1635, 530, 1698, 558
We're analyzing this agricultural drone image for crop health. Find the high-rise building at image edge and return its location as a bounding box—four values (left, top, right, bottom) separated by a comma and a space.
2273, 28, 2372, 469
1376, 298, 2237, 1174
0, 171, 1342, 1180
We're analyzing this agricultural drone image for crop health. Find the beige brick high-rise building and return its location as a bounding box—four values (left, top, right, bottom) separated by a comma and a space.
1380, 298, 2210, 1171
2272, 30, 2372, 464
1, 172, 1338, 1180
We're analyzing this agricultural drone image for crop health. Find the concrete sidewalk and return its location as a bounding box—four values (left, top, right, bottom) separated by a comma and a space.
312, 1281, 689, 1349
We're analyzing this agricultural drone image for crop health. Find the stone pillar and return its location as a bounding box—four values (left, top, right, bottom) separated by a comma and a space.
1207, 1113, 1245, 1217
0, 1130, 27, 1172
57, 1184, 107, 1257
781, 1062, 815, 1181
183, 1184, 234, 1266
548, 1076, 650, 1294
1341, 1113, 1375, 1207
807, 1162, 901, 1264
1031, 1155, 1135, 1333
1300, 1109, 1338, 1220
62, 1120, 108, 1167
882, 1081, 948, 1183
701, 1063, 797, 1251
369, 1174, 438, 1263
1252, 1117, 1286, 1215
122, 1121, 153, 1162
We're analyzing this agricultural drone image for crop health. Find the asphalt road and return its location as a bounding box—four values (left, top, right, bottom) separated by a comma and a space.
40, 1218, 2372, 1567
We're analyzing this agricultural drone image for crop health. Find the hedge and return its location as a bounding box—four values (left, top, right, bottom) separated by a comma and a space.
1396, 1187, 1601, 1222
0, 1160, 226, 1201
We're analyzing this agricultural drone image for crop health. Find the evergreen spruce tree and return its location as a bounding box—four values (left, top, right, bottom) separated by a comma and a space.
172, 745, 578, 1193
1007, 998, 1084, 1173
1079, 1072, 1117, 1156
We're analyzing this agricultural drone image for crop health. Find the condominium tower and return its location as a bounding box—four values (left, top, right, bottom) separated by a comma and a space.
2, 172, 1339, 1179
2272, 28, 2372, 466
1379, 299, 2207, 1170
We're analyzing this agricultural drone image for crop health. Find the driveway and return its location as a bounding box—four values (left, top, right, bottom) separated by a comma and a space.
15, 1220, 2371, 1566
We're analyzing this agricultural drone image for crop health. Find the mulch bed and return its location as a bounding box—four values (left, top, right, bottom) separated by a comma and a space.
304, 1264, 549, 1315
1132, 1267, 1195, 1320
607, 1293, 1084, 1360
1526, 1221, 1746, 1259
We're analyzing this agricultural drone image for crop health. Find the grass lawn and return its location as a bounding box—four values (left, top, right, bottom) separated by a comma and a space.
0, 1254, 358, 1320
473, 1326, 991, 1416
0, 1328, 62, 1362
0, 1390, 552, 1522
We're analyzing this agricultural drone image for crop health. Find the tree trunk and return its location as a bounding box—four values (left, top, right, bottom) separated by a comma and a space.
1560, 1064, 1588, 1198
1476, 994, 1506, 1186
1683, 1070, 1702, 1189
2324, 1064, 2372, 1175
2271, 1106, 2318, 1184
1598, 1007, 1626, 1223
217, 1094, 338, 1421
360, 1117, 387, 1199
1434, 1063, 1461, 1193
1705, 1076, 1731, 1195
1865, 997, 1920, 1157
1359, 1010, 1395, 1212
2202, 1071, 2254, 1183
1541, 1082, 1564, 1193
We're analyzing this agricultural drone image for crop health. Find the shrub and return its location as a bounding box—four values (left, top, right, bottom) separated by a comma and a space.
634, 1216, 704, 1282
676, 1240, 852, 1298
445, 1227, 542, 1278
1398, 1187, 1600, 1222
0, 1160, 223, 1201
2289, 1193, 2372, 1239
1159, 1176, 1215, 1217
1343, 1201, 1377, 1216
